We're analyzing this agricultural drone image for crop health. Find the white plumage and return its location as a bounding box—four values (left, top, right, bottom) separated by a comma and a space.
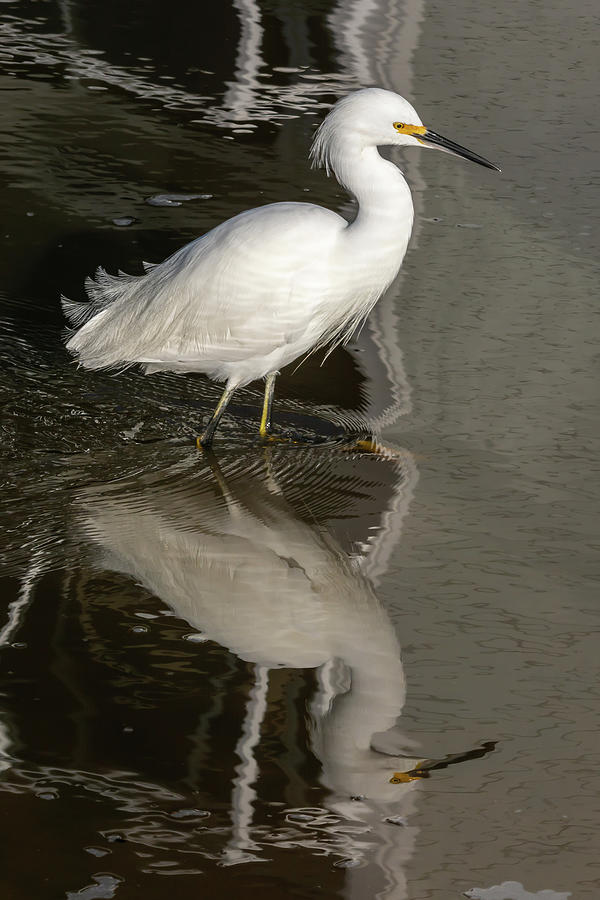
63, 88, 498, 446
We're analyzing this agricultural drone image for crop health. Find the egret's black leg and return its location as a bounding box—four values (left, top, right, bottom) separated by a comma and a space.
197, 385, 236, 448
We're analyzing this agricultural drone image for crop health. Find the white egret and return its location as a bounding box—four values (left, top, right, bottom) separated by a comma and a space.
63, 88, 499, 447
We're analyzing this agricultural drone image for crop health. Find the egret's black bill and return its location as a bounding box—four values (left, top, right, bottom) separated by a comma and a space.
419, 130, 501, 172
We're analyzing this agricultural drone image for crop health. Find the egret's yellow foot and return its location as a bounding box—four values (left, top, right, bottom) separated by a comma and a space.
345, 438, 404, 458
262, 433, 287, 443
353, 438, 381, 453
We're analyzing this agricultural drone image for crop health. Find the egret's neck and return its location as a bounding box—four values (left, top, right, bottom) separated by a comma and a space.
338, 145, 414, 241
330, 628, 406, 753
312, 599, 407, 768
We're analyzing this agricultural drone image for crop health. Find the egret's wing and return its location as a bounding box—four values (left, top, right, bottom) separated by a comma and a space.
65, 202, 345, 372
148, 202, 345, 357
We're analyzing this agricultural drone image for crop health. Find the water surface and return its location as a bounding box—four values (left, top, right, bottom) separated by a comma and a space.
0, 1, 598, 898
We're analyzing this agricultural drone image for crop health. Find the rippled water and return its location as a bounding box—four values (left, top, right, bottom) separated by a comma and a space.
1, 1, 598, 898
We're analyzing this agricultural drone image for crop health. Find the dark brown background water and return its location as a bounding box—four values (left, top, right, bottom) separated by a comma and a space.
0, 1, 598, 898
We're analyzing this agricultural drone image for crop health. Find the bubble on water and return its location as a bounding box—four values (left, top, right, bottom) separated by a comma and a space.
170, 808, 210, 819
112, 216, 136, 227
131, 625, 149, 633
84, 847, 110, 857
286, 812, 314, 823
65, 874, 122, 899
183, 632, 209, 643
145, 193, 212, 207
464, 883, 571, 900
120, 421, 144, 440
36, 789, 59, 800
384, 815, 408, 826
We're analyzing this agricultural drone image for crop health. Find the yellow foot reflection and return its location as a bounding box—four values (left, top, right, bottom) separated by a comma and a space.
390, 763, 429, 784
390, 741, 497, 784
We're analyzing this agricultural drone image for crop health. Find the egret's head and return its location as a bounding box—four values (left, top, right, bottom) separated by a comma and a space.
310, 88, 500, 178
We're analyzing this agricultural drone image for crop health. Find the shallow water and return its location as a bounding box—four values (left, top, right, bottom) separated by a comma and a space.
0, 1, 598, 898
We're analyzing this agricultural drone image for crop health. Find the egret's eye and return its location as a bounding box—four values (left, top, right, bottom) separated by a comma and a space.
393, 122, 428, 136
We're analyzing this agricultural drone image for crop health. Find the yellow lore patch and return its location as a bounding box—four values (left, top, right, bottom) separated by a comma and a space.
393, 123, 427, 135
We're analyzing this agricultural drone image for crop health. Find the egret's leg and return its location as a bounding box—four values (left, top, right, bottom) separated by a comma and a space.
203, 449, 237, 508
259, 373, 277, 438
197, 385, 236, 449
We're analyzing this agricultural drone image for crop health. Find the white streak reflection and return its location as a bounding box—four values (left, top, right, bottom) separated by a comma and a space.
224, 663, 269, 865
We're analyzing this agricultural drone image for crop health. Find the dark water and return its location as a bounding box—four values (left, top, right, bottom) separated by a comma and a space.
0, 1, 598, 898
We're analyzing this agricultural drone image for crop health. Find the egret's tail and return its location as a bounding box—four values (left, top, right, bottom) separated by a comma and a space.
62, 265, 154, 371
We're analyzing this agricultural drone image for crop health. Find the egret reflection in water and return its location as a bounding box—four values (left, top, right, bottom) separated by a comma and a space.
72, 444, 421, 890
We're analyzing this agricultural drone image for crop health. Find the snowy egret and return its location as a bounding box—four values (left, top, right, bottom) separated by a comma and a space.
63, 88, 499, 447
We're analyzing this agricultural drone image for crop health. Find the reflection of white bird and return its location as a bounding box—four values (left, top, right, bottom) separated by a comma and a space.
77, 451, 494, 894
77, 449, 422, 877
63, 88, 499, 446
